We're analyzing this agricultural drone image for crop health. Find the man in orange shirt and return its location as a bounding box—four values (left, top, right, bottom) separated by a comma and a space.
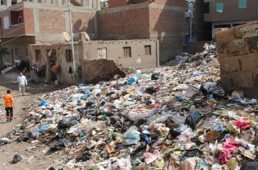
3, 90, 14, 122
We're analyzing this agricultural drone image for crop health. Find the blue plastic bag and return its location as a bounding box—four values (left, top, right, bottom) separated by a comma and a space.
39, 100, 48, 107
127, 76, 138, 85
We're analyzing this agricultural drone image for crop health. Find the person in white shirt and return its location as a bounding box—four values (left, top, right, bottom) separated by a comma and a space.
17, 72, 28, 96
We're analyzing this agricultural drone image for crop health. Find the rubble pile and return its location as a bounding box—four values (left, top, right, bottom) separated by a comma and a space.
82, 59, 127, 83
4, 43, 258, 169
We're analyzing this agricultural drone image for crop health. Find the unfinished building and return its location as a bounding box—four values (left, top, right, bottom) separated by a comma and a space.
29, 39, 159, 83
98, 0, 187, 64
0, 0, 100, 64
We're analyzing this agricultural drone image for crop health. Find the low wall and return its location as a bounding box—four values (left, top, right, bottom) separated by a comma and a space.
216, 21, 258, 98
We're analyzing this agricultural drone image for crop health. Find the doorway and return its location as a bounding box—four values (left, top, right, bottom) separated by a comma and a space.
47, 49, 57, 81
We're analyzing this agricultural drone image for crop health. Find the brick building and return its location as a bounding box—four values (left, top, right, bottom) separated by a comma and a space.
204, 0, 258, 38
0, 0, 187, 68
0, 0, 100, 64
108, 0, 148, 8
98, 0, 187, 64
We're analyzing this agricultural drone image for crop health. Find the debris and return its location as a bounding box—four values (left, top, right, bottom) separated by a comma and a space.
82, 59, 126, 83
12, 154, 22, 164
0, 137, 11, 146
3, 43, 258, 169
240, 162, 258, 170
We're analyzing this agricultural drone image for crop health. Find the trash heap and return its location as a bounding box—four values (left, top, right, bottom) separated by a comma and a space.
4, 43, 258, 169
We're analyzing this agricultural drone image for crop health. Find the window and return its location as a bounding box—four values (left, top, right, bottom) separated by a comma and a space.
38, 0, 41, 3
3, 16, 9, 29
97, 48, 107, 59
35, 50, 41, 62
11, 0, 17, 5
10, 10, 24, 25
123, 47, 131, 57
216, 3, 223, 13
239, 0, 247, 8
144, 45, 151, 55
66, 50, 73, 62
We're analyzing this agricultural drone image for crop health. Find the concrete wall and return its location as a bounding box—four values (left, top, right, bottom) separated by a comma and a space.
2, 36, 35, 64
82, 39, 159, 69
29, 39, 159, 84
98, 0, 186, 63
29, 43, 82, 84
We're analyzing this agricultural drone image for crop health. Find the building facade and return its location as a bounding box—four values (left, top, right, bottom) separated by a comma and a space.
204, 0, 258, 38
29, 39, 159, 83
0, 0, 99, 65
0, 0, 187, 75
98, 0, 187, 64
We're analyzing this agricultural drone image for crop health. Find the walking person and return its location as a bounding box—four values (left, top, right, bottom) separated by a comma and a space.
3, 90, 14, 122
17, 72, 28, 96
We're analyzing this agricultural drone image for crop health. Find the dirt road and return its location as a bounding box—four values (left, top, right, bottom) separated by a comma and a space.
0, 73, 68, 170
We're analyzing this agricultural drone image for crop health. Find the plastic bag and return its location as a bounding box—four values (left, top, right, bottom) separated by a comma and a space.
38, 124, 49, 134
240, 162, 258, 170
184, 112, 203, 130
234, 118, 252, 131
151, 73, 161, 80
112, 157, 132, 170
123, 126, 140, 145
58, 116, 78, 129
127, 76, 138, 85
39, 100, 48, 107
12, 154, 22, 164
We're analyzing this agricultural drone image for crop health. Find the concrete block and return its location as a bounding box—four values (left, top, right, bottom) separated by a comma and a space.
226, 38, 249, 56
219, 57, 240, 73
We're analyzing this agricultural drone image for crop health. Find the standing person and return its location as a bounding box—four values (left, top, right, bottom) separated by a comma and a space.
3, 90, 14, 122
17, 72, 28, 96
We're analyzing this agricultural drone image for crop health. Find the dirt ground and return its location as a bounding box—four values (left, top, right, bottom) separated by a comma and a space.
0, 72, 69, 170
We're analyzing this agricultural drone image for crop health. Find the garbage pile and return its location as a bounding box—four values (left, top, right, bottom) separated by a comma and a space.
4, 43, 258, 169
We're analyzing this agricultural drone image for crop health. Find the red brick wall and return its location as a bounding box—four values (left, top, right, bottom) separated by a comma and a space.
149, 2, 186, 63
98, 7, 150, 39
98, 1, 186, 63
72, 12, 96, 35
153, 0, 186, 6
109, 0, 128, 8
39, 9, 66, 34
108, 0, 185, 7
24, 8, 35, 35
0, 8, 34, 38
205, 0, 258, 22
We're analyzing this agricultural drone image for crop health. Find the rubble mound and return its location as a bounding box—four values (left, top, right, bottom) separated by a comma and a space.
82, 59, 126, 83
